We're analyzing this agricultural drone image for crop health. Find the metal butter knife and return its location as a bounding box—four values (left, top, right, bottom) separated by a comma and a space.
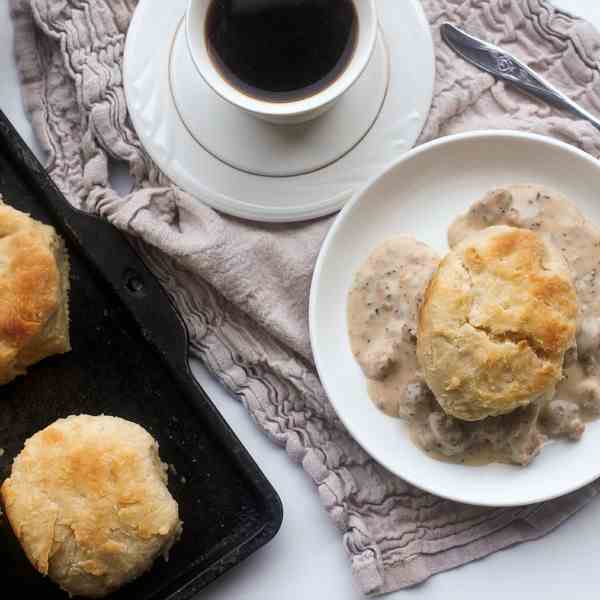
441, 23, 600, 131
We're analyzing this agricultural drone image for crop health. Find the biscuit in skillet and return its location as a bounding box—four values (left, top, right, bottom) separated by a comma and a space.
0, 199, 70, 384
0, 415, 182, 598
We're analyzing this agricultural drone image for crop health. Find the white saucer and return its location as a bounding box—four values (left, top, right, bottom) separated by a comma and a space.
310, 131, 600, 507
124, 0, 435, 222
170, 21, 389, 177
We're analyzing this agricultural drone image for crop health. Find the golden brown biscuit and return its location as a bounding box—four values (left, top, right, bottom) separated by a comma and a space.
1, 415, 182, 598
417, 226, 577, 421
0, 199, 70, 384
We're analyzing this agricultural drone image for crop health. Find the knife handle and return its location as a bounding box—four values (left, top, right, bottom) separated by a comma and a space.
496, 57, 600, 131
441, 23, 600, 132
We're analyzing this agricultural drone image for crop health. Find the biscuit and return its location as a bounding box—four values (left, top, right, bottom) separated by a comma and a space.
0, 199, 70, 384
417, 226, 577, 421
1, 415, 182, 598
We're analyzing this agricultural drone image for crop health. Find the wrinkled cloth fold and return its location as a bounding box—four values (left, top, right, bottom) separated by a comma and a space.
9, 0, 600, 595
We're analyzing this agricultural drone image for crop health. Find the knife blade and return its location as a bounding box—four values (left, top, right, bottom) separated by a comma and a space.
440, 23, 600, 131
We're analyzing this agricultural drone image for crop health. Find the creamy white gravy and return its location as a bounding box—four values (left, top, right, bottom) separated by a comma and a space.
347, 237, 439, 416
349, 187, 600, 466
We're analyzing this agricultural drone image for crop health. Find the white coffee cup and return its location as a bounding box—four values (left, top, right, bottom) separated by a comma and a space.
185, 0, 378, 125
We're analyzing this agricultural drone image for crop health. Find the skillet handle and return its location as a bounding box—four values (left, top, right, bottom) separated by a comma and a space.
0, 111, 190, 379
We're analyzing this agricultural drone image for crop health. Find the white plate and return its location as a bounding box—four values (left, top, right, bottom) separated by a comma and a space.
123, 0, 434, 222
310, 131, 600, 507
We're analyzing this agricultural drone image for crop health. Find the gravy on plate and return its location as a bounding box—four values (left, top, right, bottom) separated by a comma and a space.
348, 186, 600, 465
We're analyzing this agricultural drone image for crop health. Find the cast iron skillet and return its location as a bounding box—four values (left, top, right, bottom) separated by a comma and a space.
0, 110, 282, 600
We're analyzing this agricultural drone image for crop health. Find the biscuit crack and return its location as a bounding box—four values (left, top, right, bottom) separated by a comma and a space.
465, 320, 548, 362
458, 254, 548, 361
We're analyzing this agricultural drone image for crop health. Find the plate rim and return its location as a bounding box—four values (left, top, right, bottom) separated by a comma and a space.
309, 129, 600, 507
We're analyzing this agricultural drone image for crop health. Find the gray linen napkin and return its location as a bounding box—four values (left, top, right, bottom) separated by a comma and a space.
9, 0, 600, 595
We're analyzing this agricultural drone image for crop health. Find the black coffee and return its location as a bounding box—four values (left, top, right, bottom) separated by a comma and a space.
205, 0, 358, 102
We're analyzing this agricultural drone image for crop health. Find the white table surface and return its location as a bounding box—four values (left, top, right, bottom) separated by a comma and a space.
3, 2, 600, 598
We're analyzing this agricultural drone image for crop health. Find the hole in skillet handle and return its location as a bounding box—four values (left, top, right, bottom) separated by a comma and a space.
124, 268, 146, 297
